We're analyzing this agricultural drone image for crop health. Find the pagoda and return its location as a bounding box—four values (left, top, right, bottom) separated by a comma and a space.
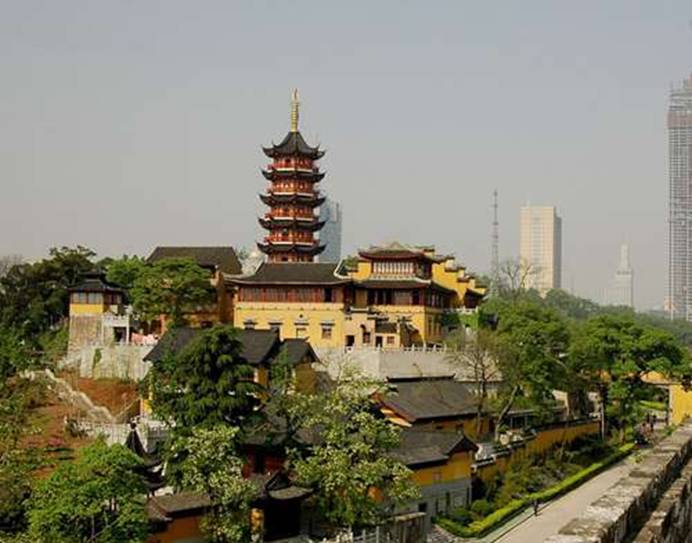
258, 90, 326, 262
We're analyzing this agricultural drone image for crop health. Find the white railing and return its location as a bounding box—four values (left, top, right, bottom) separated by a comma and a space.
341, 344, 449, 354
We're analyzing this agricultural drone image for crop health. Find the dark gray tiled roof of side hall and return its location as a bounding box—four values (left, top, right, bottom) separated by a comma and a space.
144, 327, 314, 366
392, 428, 478, 467
147, 491, 211, 517
69, 272, 125, 293
232, 262, 349, 285
382, 377, 478, 422
147, 246, 242, 275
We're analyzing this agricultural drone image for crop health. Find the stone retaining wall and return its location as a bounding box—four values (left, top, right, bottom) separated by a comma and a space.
633, 461, 692, 543
545, 422, 692, 543
78, 344, 153, 380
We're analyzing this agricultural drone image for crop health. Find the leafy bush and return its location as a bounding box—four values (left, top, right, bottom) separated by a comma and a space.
470, 499, 493, 518
436, 443, 635, 538
447, 507, 472, 525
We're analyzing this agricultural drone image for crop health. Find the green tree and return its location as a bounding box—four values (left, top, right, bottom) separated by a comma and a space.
0, 327, 42, 536
171, 426, 257, 543
569, 314, 689, 440
27, 440, 148, 543
543, 289, 603, 321
149, 325, 262, 430
104, 255, 146, 290
492, 299, 570, 438
289, 378, 419, 530
130, 258, 212, 327
0, 246, 95, 341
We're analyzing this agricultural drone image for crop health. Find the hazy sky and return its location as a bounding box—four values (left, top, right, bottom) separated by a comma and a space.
1, 1, 691, 309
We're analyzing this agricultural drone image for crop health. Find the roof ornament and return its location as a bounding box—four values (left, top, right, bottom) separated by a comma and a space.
290, 88, 300, 132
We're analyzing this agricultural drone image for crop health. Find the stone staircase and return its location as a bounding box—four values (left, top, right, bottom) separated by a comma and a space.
26, 369, 116, 424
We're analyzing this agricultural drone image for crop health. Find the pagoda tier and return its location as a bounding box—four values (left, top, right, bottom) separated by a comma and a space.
259, 192, 326, 207
261, 168, 325, 182
259, 216, 326, 231
257, 90, 327, 263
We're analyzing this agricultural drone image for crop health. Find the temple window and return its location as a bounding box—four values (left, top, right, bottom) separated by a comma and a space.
296, 326, 307, 338
321, 326, 332, 340
87, 292, 103, 304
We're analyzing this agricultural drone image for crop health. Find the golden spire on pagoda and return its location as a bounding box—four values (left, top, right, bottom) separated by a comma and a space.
290, 88, 300, 132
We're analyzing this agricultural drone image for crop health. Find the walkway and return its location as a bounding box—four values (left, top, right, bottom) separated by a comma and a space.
428, 457, 637, 543
490, 458, 635, 543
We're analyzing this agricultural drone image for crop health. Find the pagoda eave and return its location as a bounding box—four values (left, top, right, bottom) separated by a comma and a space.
259, 218, 326, 231
259, 193, 325, 207
261, 169, 325, 182
257, 242, 326, 256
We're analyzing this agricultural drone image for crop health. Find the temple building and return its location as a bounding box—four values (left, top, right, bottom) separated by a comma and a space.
67, 271, 130, 353
258, 90, 326, 262
230, 242, 486, 348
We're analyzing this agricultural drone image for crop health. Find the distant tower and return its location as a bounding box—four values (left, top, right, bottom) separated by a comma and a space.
668, 74, 692, 319
519, 205, 562, 295
319, 198, 343, 263
606, 243, 634, 307
258, 90, 326, 262
491, 190, 500, 287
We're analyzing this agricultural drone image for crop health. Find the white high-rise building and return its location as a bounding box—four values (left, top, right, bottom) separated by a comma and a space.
606, 244, 634, 307
319, 198, 342, 263
668, 75, 692, 320
519, 205, 562, 294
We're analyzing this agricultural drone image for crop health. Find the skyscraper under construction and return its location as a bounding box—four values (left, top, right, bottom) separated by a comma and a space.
668, 75, 692, 319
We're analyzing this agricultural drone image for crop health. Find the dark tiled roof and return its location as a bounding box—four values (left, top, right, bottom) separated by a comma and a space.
382, 377, 478, 422
393, 428, 477, 467
144, 327, 314, 367
233, 262, 348, 285
69, 272, 125, 294
393, 446, 448, 467
375, 322, 398, 334
250, 471, 312, 502
148, 491, 211, 516
147, 246, 242, 275
282, 338, 317, 364
262, 131, 325, 160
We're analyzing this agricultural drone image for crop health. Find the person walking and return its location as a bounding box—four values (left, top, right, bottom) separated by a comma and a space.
533, 498, 540, 516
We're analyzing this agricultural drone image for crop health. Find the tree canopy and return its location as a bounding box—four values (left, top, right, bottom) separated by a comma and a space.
104, 255, 146, 290
488, 299, 570, 433
130, 257, 212, 327
27, 440, 148, 543
569, 314, 689, 438
149, 325, 262, 430
171, 426, 256, 543
0, 246, 95, 342
289, 378, 418, 529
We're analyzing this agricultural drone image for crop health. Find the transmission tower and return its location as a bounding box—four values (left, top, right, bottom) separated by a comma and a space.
491, 189, 500, 290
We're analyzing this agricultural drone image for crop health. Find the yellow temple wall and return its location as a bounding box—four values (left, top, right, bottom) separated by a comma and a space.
670, 384, 692, 425
234, 302, 346, 348
474, 420, 600, 483
69, 303, 106, 315
369, 305, 444, 343
351, 261, 373, 280
411, 451, 474, 487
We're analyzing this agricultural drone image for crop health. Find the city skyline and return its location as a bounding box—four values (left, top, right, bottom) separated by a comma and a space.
1, 3, 691, 309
